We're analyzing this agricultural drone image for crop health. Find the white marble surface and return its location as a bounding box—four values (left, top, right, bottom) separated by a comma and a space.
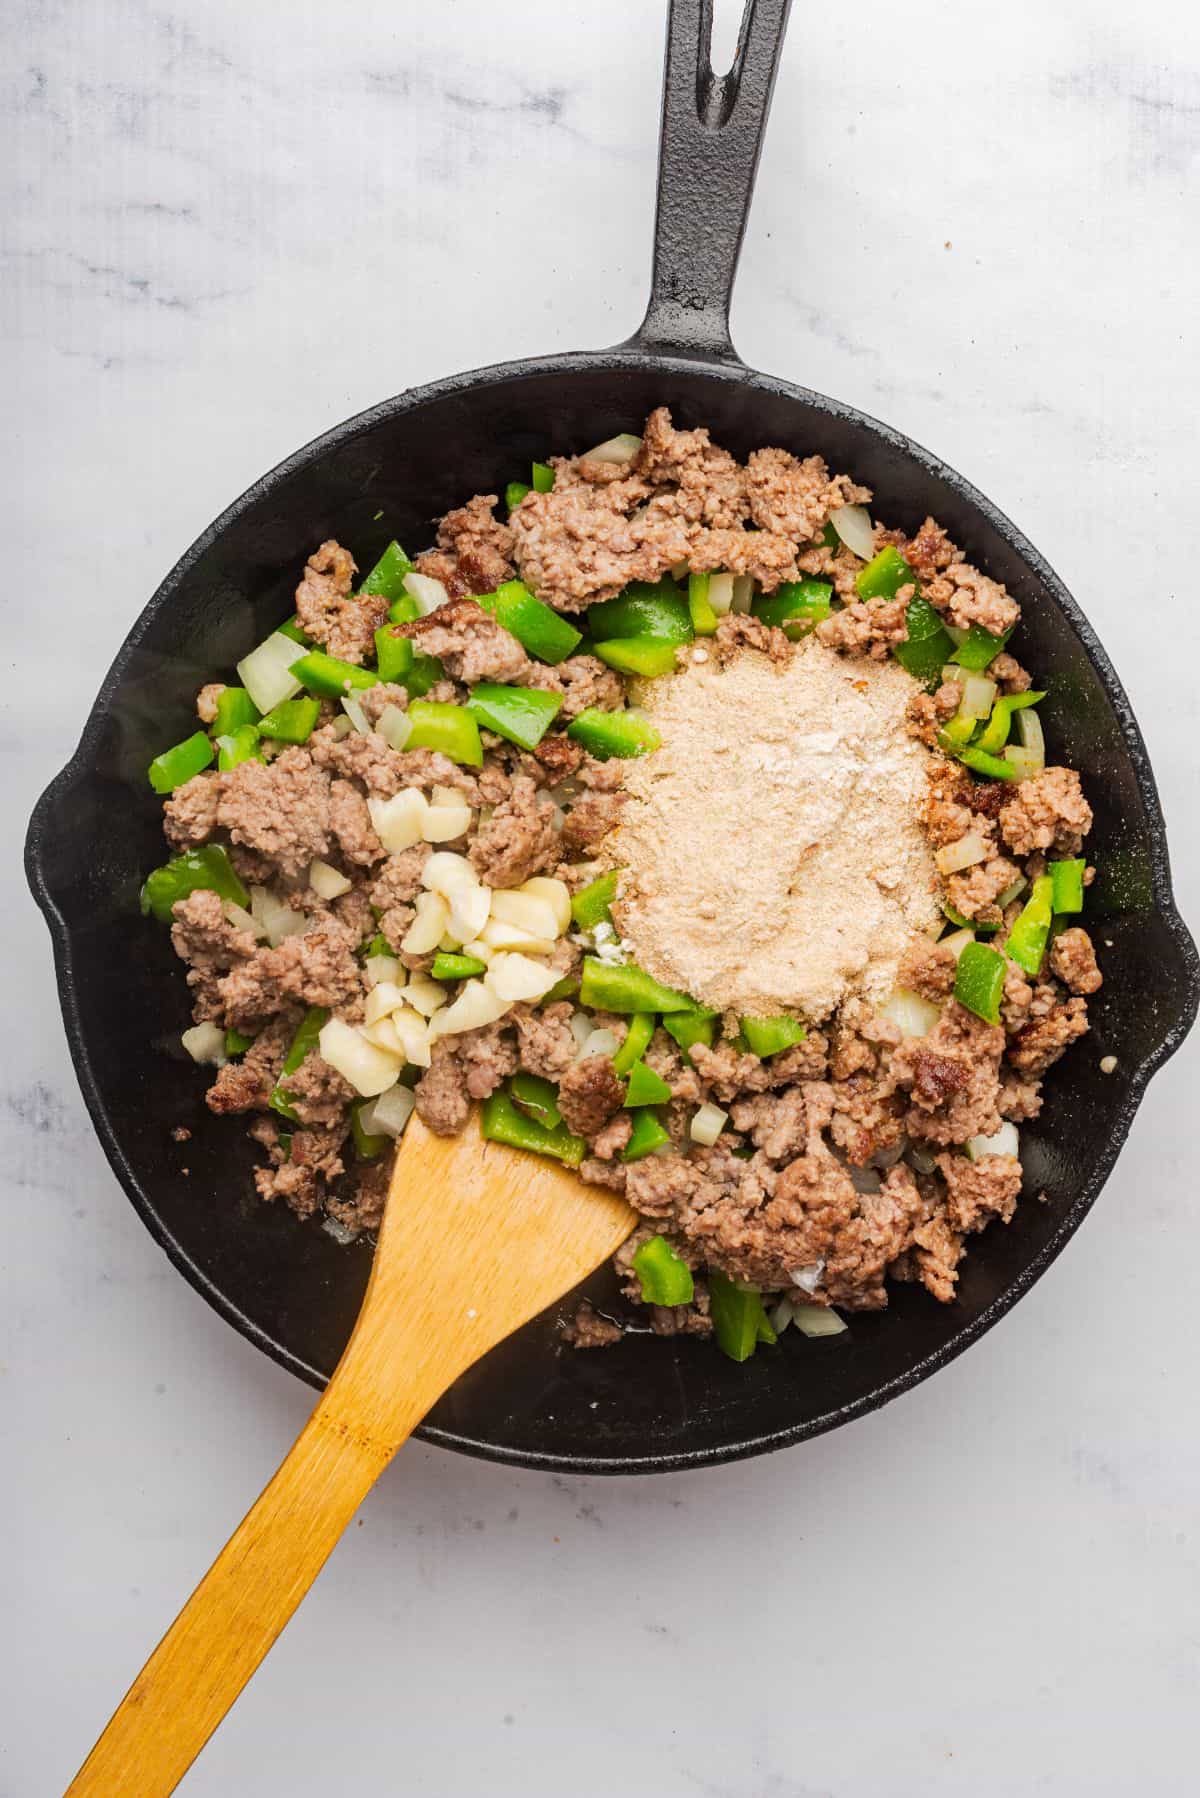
4, 2, 1200, 1792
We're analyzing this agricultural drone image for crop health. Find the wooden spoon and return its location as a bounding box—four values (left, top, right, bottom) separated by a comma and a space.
66, 1113, 635, 1797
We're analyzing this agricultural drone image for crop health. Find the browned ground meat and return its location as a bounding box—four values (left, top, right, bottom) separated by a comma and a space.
906, 680, 960, 745
938, 1151, 1023, 1234
414, 1042, 472, 1134
512, 1003, 577, 1081
468, 776, 559, 886
398, 597, 531, 685
714, 613, 792, 665
562, 1303, 623, 1348
999, 766, 1093, 857
892, 1001, 1005, 1145
897, 938, 957, 1001
1049, 927, 1103, 995
817, 595, 910, 658
295, 540, 387, 665
1007, 984, 1089, 1075
745, 447, 870, 539
946, 852, 1023, 926
329, 778, 383, 866
560, 790, 625, 854
925, 563, 1020, 636
433, 493, 515, 596
216, 749, 331, 878
556, 1056, 624, 1137
164, 771, 223, 848
527, 653, 625, 718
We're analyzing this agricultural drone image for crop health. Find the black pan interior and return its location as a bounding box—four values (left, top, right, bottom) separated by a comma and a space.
27, 352, 1199, 1471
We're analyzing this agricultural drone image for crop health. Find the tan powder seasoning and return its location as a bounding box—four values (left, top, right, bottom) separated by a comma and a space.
609, 641, 941, 1022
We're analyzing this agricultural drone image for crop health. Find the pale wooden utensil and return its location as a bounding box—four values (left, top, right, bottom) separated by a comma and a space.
67, 1113, 634, 1797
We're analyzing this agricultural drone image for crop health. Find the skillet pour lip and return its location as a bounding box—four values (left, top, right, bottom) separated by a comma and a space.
25, 345, 1200, 1473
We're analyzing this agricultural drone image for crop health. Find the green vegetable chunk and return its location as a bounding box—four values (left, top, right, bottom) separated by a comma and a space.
224, 1028, 254, 1057
620, 1109, 671, 1162
741, 1016, 807, 1057
953, 941, 1007, 1024
595, 637, 682, 679
478, 579, 582, 664
611, 1012, 655, 1077
374, 624, 414, 684
1005, 875, 1055, 976
567, 707, 661, 760
211, 686, 260, 736
350, 1099, 390, 1161
893, 594, 955, 687
687, 572, 720, 636
466, 683, 563, 751
531, 461, 555, 493
404, 700, 484, 767
480, 1086, 584, 1164
943, 900, 998, 935
588, 580, 693, 646
662, 1009, 718, 1058
257, 695, 321, 744
270, 1005, 330, 1122
975, 691, 1045, 756
752, 580, 833, 636
358, 540, 413, 602
542, 974, 580, 1004
289, 651, 379, 699
430, 951, 488, 981
506, 480, 531, 514
140, 845, 249, 923
373, 620, 441, 696
277, 615, 312, 646
951, 623, 1010, 672
580, 957, 693, 1015
214, 724, 262, 770
855, 545, 916, 602
623, 1060, 673, 1107
937, 732, 1021, 780
632, 1236, 694, 1307
570, 870, 619, 929
388, 593, 420, 625
1049, 858, 1086, 915
509, 1071, 563, 1132
708, 1271, 777, 1363
147, 730, 215, 794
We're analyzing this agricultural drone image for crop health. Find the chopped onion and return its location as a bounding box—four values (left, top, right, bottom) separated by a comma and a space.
308, 858, 351, 900
181, 1021, 226, 1066
1015, 705, 1045, 764
421, 851, 476, 897
908, 1144, 937, 1174
377, 704, 411, 752
317, 1018, 401, 1098
237, 631, 304, 715
938, 927, 975, 960
829, 504, 874, 560
322, 1218, 358, 1246
935, 830, 990, 876
402, 571, 449, 615
943, 624, 969, 647
423, 801, 473, 844
331, 715, 354, 740
362, 1014, 405, 1057
403, 891, 451, 955
791, 1301, 847, 1338
390, 1006, 433, 1066
940, 664, 967, 690
485, 952, 560, 1004
341, 693, 370, 735
222, 900, 264, 939
731, 575, 754, 614
959, 675, 997, 720
368, 789, 429, 854
569, 1011, 594, 1052
881, 988, 942, 1038
706, 572, 734, 616
426, 979, 508, 1041
459, 938, 493, 967
577, 1027, 621, 1061
995, 875, 1028, 909
670, 559, 690, 582
689, 1102, 728, 1147
967, 1121, 1019, 1161
358, 1084, 415, 1140
250, 885, 308, 947
364, 952, 402, 988
488, 888, 561, 942
447, 884, 491, 945
582, 431, 642, 465
404, 972, 448, 1017
478, 916, 555, 956
1003, 745, 1043, 782
364, 980, 409, 1026
788, 1259, 826, 1293
769, 1299, 795, 1335
518, 876, 572, 935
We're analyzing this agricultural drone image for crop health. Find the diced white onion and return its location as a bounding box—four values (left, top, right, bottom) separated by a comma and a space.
829, 504, 874, 559
939, 927, 975, 960
935, 830, 991, 876
423, 802, 473, 844
322, 1218, 357, 1245
403, 891, 451, 955
368, 789, 429, 854
569, 1011, 593, 1051
447, 883, 491, 945
181, 1021, 226, 1066
769, 1299, 795, 1335
390, 1007, 433, 1066
689, 1102, 728, 1147
488, 889, 561, 942
364, 952, 402, 988
317, 1018, 401, 1098
518, 876, 572, 935
331, 715, 354, 740
881, 988, 942, 1039
578, 1027, 620, 1061
250, 885, 308, 948
940, 664, 967, 690
364, 980, 409, 1026
731, 575, 754, 614
995, 875, 1028, 909
358, 1084, 415, 1140
377, 704, 411, 752
308, 858, 351, 900
459, 938, 493, 966
421, 852, 476, 896
788, 1259, 826, 1293
706, 572, 735, 616
361, 1014, 405, 1056
582, 431, 642, 465
237, 631, 304, 715
404, 972, 449, 1017
943, 624, 969, 647
1003, 745, 1043, 782
791, 1302, 847, 1338
1015, 706, 1045, 764
403, 571, 449, 615
341, 694, 370, 735
222, 900, 263, 939
484, 952, 560, 1004
959, 675, 998, 720
967, 1121, 1019, 1161
478, 916, 556, 955
426, 979, 509, 1041
670, 559, 690, 582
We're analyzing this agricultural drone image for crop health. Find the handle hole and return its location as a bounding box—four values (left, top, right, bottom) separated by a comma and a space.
708, 0, 744, 75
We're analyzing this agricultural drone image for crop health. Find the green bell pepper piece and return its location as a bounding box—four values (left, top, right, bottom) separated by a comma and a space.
542, 974, 580, 1004
224, 1028, 254, 1057
140, 844, 249, 923
364, 931, 392, 960
567, 707, 661, 760
752, 580, 833, 636
480, 1085, 584, 1165
148, 730, 215, 794
662, 1009, 718, 1059
531, 461, 555, 493
467, 683, 563, 751
374, 624, 414, 684
611, 1012, 655, 1077
588, 581, 693, 646
358, 540, 413, 602
257, 695, 321, 744
621, 1108, 671, 1162
941, 711, 978, 747
269, 1005, 330, 1122
943, 899, 998, 935
709, 1271, 776, 1362
506, 480, 531, 513
211, 686, 260, 736
1049, 858, 1086, 915
937, 732, 1021, 780
580, 957, 693, 1014
430, 951, 488, 981
289, 651, 379, 699
477, 579, 582, 664
740, 1016, 807, 1057
570, 870, 619, 929
893, 594, 956, 687
277, 615, 311, 645
975, 691, 1046, 756
687, 572, 720, 636
594, 637, 679, 677
856, 545, 916, 601
632, 1236, 694, 1307
388, 593, 420, 625
404, 700, 484, 767
623, 1060, 673, 1107
350, 1099, 390, 1161
953, 940, 1007, 1024
951, 623, 1010, 672
214, 724, 262, 770
1005, 875, 1054, 977
509, 1070, 563, 1132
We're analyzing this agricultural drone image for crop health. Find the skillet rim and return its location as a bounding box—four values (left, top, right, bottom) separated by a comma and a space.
25, 346, 1200, 1473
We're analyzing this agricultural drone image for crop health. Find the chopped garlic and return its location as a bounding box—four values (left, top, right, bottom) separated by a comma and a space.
369, 789, 429, 854
403, 892, 451, 955
318, 1018, 401, 1097
308, 858, 352, 900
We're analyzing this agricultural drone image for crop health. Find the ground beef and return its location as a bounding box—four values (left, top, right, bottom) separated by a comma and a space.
590, 1111, 633, 1160
556, 1056, 624, 1137
326, 1154, 394, 1236
329, 778, 383, 866
310, 729, 478, 800
925, 562, 1019, 636
282, 1051, 356, 1128
215, 748, 331, 879
560, 790, 625, 854
907, 1209, 965, 1303
745, 447, 870, 539
906, 680, 961, 746
205, 1012, 297, 1114
946, 852, 1023, 925
196, 683, 224, 725
634, 406, 749, 528
687, 527, 800, 590
897, 937, 957, 1001
579, 1156, 628, 1192
170, 888, 257, 972
728, 1087, 810, 1162
990, 651, 1032, 693
998, 1070, 1044, 1120
999, 766, 1093, 857
512, 1001, 577, 1081
1007, 984, 1089, 1075
294, 539, 386, 665
357, 683, 410, 729
937, 1151, 1023, 1234
510, 475, 690, 611
398, 597, 531, 685
163, 771, 223, 849
527, 653, 626, 719
900, 517, 959, 581
253, 1124, 346, 1219
1049, 927, 1102, 995
369, 845, 431, 914
468, 776, 559, 886
455, 1022, 518, 1100
817, 595, 910, 658
713, 613, 792, 665
892, 1000, 1005, 1145
260, 916, 362, 1009
414, 1041, 471, 1134
434, 493, 515, 596
562, 1303, 623, 1349
531, 733, 585, 781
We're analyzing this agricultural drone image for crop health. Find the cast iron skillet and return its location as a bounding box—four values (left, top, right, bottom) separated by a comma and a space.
26, 0, 1199, 1472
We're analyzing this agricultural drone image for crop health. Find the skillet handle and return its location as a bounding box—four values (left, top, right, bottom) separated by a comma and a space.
627, 0, 793, 362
